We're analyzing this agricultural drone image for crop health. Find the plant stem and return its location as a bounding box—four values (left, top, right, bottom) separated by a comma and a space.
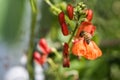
44, 0, 61, 15
68, 22, 79, 44
51, 48, 62, 59
47, 58, 57, 68
27, 0, 37, 80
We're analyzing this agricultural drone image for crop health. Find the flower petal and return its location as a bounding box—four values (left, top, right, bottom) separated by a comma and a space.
72, 38, 87, 57
75, 22, 96, 38
84, 41, 102, 60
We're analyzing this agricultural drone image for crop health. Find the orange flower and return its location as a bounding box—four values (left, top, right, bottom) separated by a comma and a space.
84, 41, 102, 60
72, 38, 87, 57
72, 21, 102, 60
72, 39, 102, 60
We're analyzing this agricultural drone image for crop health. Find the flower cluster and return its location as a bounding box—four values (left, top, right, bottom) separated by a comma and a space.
33, 38, 51, 65
58, 2, 102, 67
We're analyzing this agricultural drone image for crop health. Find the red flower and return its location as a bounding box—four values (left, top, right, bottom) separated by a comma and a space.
86, 9, 93, 21
38, 38, 51, 55
67, 4, 74, 20
75, 22, 96, 38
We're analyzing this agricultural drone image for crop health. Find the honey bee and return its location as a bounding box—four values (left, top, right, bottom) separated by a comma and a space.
79, 31, 92, 44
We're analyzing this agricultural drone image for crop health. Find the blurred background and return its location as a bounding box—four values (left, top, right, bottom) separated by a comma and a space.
0, 0, 120, 80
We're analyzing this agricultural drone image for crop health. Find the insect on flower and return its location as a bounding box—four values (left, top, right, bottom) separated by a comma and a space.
79, 31, 92, 44
75, 21, 96, 38
72, 21, 102, 60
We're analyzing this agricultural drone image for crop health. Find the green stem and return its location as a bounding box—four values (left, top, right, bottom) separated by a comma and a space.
44, 0, 61, 15
47, 58, 57, 68
51, 48, 62, 59
27, 0, 37, 80
68, 22, 79, 44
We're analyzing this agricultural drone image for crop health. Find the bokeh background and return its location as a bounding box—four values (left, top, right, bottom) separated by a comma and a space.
0, 0, 120, 80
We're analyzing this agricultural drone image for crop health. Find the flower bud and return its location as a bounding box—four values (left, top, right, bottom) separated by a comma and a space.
58, 11, 65, 25
63, 56, 70, 67
63, 43, 69, 57
33, 51, 41, 62
38, 38, 51, 55
33, 51, 47, 65
67, 4, 74, 20
86, 9, 93, 21
61, 22, 69, 36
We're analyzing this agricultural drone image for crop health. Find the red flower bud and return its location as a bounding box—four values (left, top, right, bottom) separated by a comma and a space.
63, 43, 69, 57
67, 4, 74, 20
38, 38, 51, 55
33, 51, 47, 65
38, 55, 47, 65
61, 22, 69, 36
63, 56, 70, 67
33, 51, 41, 62
86, 9, 93, 21
58, 11, 65, 25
